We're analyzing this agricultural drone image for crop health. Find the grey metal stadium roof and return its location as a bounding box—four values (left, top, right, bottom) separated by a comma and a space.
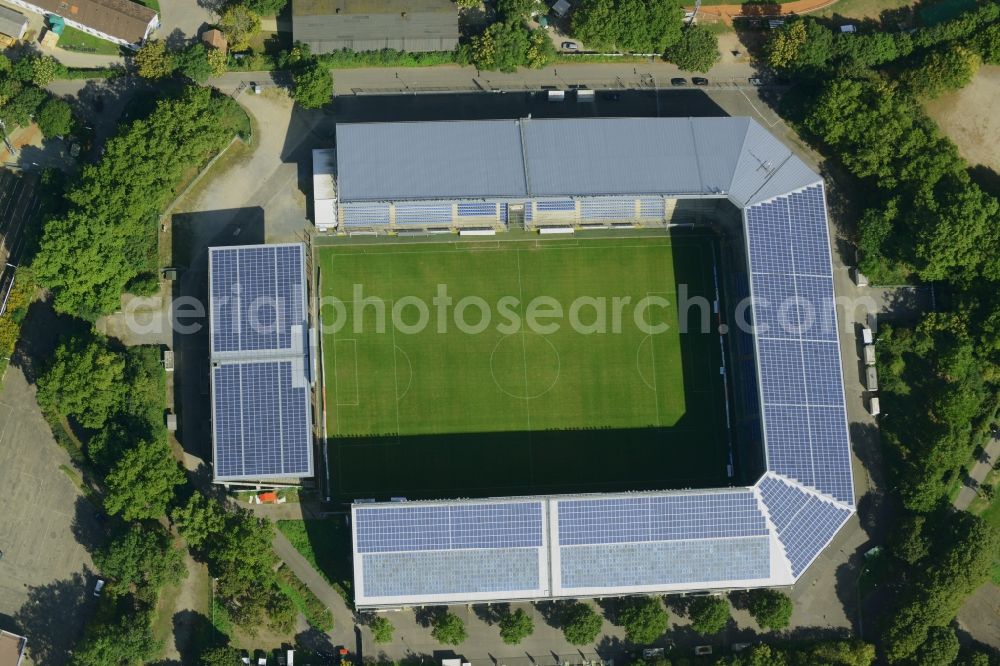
334, 117, 820, 206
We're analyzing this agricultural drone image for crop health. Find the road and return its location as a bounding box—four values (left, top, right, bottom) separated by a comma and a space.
213, 60, 761, 95
48, 60, 762, 102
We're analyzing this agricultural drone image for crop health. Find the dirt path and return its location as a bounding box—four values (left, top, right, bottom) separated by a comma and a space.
689, 0, 839, 23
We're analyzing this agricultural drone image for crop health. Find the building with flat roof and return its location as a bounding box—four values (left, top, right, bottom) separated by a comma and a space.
341, 117, 855, 609
6, 0, 157, 46
0, 6, 28, 39
292, 0, 458, 54
208, 243, 315, 485
0, 630, 27, 666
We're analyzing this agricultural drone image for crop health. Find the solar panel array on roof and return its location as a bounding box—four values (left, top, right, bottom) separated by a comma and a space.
757, 474, 852, 577
557, 492, 768, 545
209, 244, 313, 482
558, 538, 771, 589
212, 361, 311, 479
352, 501, 549, 604
745, 185, 854, 505
210, 244, 305, 355
355, 502, 543, 553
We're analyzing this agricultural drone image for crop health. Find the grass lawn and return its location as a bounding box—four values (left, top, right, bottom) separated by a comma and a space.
277, 519, 353, 605
968, 467, 1000, 584
318, 233, 729, 500
137, 0, 160, 10
815, 0, 911, 19
58, 26, 122, 56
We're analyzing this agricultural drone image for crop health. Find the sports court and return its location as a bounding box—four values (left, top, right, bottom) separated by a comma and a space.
318, 232, 730, 499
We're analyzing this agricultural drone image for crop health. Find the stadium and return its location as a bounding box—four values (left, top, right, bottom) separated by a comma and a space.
210, 116, 856, 610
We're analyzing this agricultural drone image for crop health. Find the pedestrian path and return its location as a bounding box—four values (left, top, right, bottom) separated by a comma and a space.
955, 437, 1000, 510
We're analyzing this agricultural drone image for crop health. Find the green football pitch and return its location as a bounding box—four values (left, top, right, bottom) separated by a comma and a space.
317, 232, 730, 499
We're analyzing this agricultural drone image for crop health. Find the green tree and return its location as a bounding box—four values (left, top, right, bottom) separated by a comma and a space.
432, 611, 468, 645
562, 602, 603, 645
688, 595, 730, 635
171, 492, 228, 549
471, 21, 531, 72
207, 48, 229, 76
975, 23, 1000, 63
103, 438, 185, 521
571, 0, 680, 52
93, 525, 186, 599
243, 0, 287, 15
267, 587, 298, 633
665, 25, 720, 72
201, 646, 243, 666
292, 61, 333, 108
37, 97, 73, 137
175, 43, 213, 83
29, 55, 59, 85
499, 607, 534, 644
571, 0, 617, 50
745, 589, 793, 630
618, 596, 667, 644
134, 40, 174, 79
884, 514, 999, 662
370, 615, 395, 643
456, 0, 480, 6
913, 626, 960, 666
0, 86, 46, 128
526, 28, 557, 69
71, 613, 161, 666
497, 0, 536, 21
219, 4, 261, 52
37, 335, 127, 429
903, 44, 980, 98
766, 20, 807, 69
34, 86, 241, 316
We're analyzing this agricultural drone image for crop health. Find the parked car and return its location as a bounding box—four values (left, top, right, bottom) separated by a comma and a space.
93, 579, 105, 597
693, 77, 709, 85
749, 77, 763, 86
670, 77, 687, 86
561, 41, 579, 50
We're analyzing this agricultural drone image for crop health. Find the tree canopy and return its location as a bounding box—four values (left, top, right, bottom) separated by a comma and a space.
431, 612, 468, 645
37, 97, 73, 137
562, 602, 604, 645
33, 86, 243, 317
370, 615, 395, 643
134, 40, 173, 79
37, 334, 127, 430
103, 438, 185, 521
688, 595, 730, 635
93, 524, 186, 600
219, 4, 261, 52
498, 607, 534, 644
468, 22, 554, 72
70, 612, 161, 666
175, 43, 213, 83
571, 0, 682, 53
292, 61, 333, 108
617, 596, 668, 644
665, 25, 720, 72
745, 589, 793, 630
